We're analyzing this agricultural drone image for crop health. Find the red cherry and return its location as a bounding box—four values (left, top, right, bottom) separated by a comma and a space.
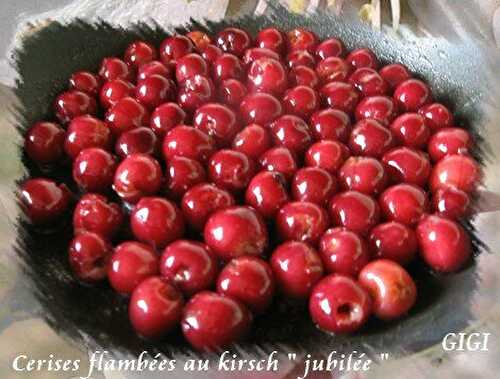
427, 127, 473, 162
316, 57, 352, 83
349, 118, 395, 157
98, 57, 134, 82
193, 103, 240, 147
288, 65, 319, 89
105, 97, 150, 136
73, 148, 116, 193
131, 197, 185, 249
181, 291, 252, 351
218, 79, 247, 107
256, 27, 286, 54
178, 75, 215, 113
416, 214, 471, 272
204, 206, 268, 260
109, 241, 159, 294
232, 124, 272, 159
382, 147, 431, 187
24, 122, 65, 164
394, 79, 433, 112
216, 27, 252, 57
208, 149, 256, 192
239, 92, 283, 125
432, 187, 470, 220
73, 193, 123, 239
329, 191, 380, 235
181, 183, 235, 231
309, 108, 351, 142
379, 184, 428, 225
213, 53, 244, 82
69, 71, 101, 96
175, 53, 208, 82
201, 44, 223, 64
310, 274, 372, 333
346, 48, 379, 69
161, 240, 218, 296
160, 35, 194, 64
315, 38, 345, 60
368, 222, 417, 265
217, 256, 275, 313
162, 125, 215, 163
135, 75, 175, 110
124, 40, 157, 68
137, 60, 172, 81
338, 156, 388, 195
269, 115, 313, 156
283, 85, 320, 119
68, 232, 111, 283
64, 115, 112, 159
286, 50, 316, 69
150, 102, 186, 137
429, 154, 480, 193
247, 57, 288, 95
245, 171, 289, 219
320, 81, 360, 114
276, 201, 330, 245
358, 259, 417, 320
270, 241, 324, 299
99, 79, 135, 109
291, 167, 337, 206
319, 227, 371, 277
166, 156, 206, 199
418, 102, 454, 132
115, 127, 158, 158
355, 96, 398, 126
390, 113, 430, 149
287, 28, 318, 53
259, 147, 298, 181
379, 63, 411, 89
54, 90, 97, 124
242, 47, 280, 66
129, 276, 184, 339
305, 140, 350, 173
348, 67, 389, 97
186, 31, 212, 50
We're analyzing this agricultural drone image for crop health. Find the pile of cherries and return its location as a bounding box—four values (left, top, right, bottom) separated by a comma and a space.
20, 26, 480, 351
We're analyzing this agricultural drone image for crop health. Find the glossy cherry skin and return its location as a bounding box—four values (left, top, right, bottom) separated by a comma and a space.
232, 124, 272, 159
181, 183, 235, 231
99, 79, 135, 109
394, 79, 432, 112
283, 85, 320, 119
242, 47, 280, 66
379, 63, 411, 89
429, 154, 480, 193
204, 206, 268, 260
269, 115, 313, 156
329, 191, 380, 235
124, 40, 157, 68
193, 103, 240, 147
368, 222, 417, 265
286, 50, 316, 69
73, 148, 116, 193
427, 127, 473, 162
217, 256, 275, 314
239, 92, 283, 125
348, 67, 389, 97
160, 240, 218, 296
358, 259, 416, 320
382, 147, 431, 187
416, 214, 471, 272
256, 27, 286, 54
291, 167, 337, 206
316, 57, 352, 84
338, 156, 388, 195
245, 171, 289, 219
166, 156, 206, 199
315, 38, 345, 60
137, 60, 172, 81
216, 27, 252, 57
105, 97, 150, 137
131, 197, 185, 249
212, 53, 244, 82
108, 241, 159, 294
247, 57, 288, 95
390, 113, 430, 149
287, 28, 318, 53
379, 184, 428, 225
320, 82, 360, 114
98, 57, 134, 82
276, 201, 330, 245
73, 193, 123, 239
135, 75, 175, 110
24, 122, 65, 164
181, 291, 252, 351
346, 48, 379, 69
355, 96, 398, 126
129, 276, 184, 339
186, 30, 212, 50
432, 187, 470, 220
175, 53, 208, 82
178, 75, 216, 113
270, 241, 324, 299
64, 115, 112, 159
54, 90, 97, 124
20, 178, 71, 224
310, 274, 372, 333
68, 232, 112, 283
201, 44, 223, 65
218, 79, 247, 107
150, 102, 186, 137
115, 127, 158, 158
259, 147, 298, 181
305, 140, 350, 173
319, 227, 371, 277
208, 149, 256, 192
162, 125, 215, 163
309, 108, 351, 143
348, 118, 395, 158
69, 71, 101, 96
160, 35, 194, 64
288, 65, 319, 89
418, 102, 453, 132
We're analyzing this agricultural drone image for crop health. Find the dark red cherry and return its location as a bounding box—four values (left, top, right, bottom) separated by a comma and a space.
346, 48, 379, 69
24, 122, 65, 164
54, 90, 97, 124
247, 57, 288, 95
232, 124, 272, 159
124, 40, 157, 68
286, 50, 316, 69
349, 118, 395, 157
329, 191, 380, 235
186, 31, 212, 50
310, 274, 372, 333
64, 115, 112, 159
245, 171, 289, 219
382, 147, 431, 187
201, 44, 223, 65
69, 71, 101, 96
390, 113, 430, 149
150, 102, 186, 137
193, 103, 240, 147
105, 97, 150, 137
394, 79, 432, 112
259, 147, 298, 181
99, 79, 135, 109
355, 96, 398, 126
109, 241, 159, 294
68, 232, 111, 283
175, 53, 208, 82
208, 149, 256, 193
427, 127, 473, 162
98, 57, 134, 82
256, 27, 286, 54
73, 148, 116, 193
135, 75, 175, 110
286, 28, 318, 53
218, 79, 247, 107
161, 240, 218, 296
137, 60, 172, 81
338, 156, 388, 195
283, 85, 320, 119
115, 127, 158, 158
348, 67, 389, 97
160, 35, 194, 64
270, 241, 324, 299
432, 187, 470, 220
288, 65, 319, 89
418, 102, 453, 132
73, 193, 123, 239
379, 63, 411, 89
239, 92, 283, 125
369, 222, 417, 265
316, 57, 352, 83
166, 156, 206, 199
305, 140, 350, 173
291, 167, 337, 206
204, 206, 268, 260
177, 75, 215, 113
242, 47, 280, 66
379, 184, 428, 225
216, 27, 252, 57
309, 108, 351, 142
429, 154, 480, 193
162, 125, 215, 163
320, 82, 360, 114
315, 38, 345, 60
269, 115, 313, 156
212, 53, 244, 82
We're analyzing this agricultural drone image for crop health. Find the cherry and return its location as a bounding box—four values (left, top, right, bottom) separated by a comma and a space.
242, 47, 280, 66
178, 75, 215, 113
368, 222, 417, 265
24, 122, 65, 164
346, 48, 379, 69
259, 147, 298, 181
305, 140, 350, 173
245, 171, 289, 219
115, 127, 158, 158
348, 118, 395, 157
379, 63, 411, 89
329, 191, 380, 235
416, 214, 471, 272
348, 67, 389, 97
218, 79, 247, 107
64, 115, 112, 159
54, 90, 97, 124
105, 97, 150, 136
181, 291, 252, 351
181, 183, 235, 231
287, 28, 318, 53
166, 156, 206, 199
319, 227, 371, 277
427, 127, 473, 162
131, 197, 185, 249
418, 102, 453, 132
239, 92, 283, 125
204, 206, 268, 260
193, 103, 240, 147
291, 167, 337, 206
160, 35, 194, 64
256, 27, 286, 54
232, 124, 272, 159
276, 201, 329, 245
379, 184, 428, 225
247, 57, 288, 95
382, 147, 431, 187
109, 241, 159, 294
124, 40, 157, 68
150, 102, 186, 137
338, 156, 388, 195
175, 53, 208, 82
68, 232, 112, 283
432, 187, 470, 220
315, 38, 345, 60
135, 75, 175, 110
288, 65, 319, 89
73, 148, 116, 193
162, 125, 215, 163
283, 85, 320, 119
73, 193, 123, 239
137, 61, 172, 81
161, 240, 218, 296
212, 53, 244, 82
309, 108, 351, 142
271, 241, 324, 299
394, 79, 432, 112
98, 57, 134, 82
20, 178, 71, 224
99, 79, 135, 109
320, 81, 360, 114
69, 71, 101, 96
286, 50, 316, 69
129, 276, 184, 339
186, 31, 212, 50
201, 44, 223, 64
316, 57, 352, 83
216, 27, 252, 57
208, 149, 256, 192
217, 256, 275, 313
355, 96, 397, 126
389, 113, 430, 149
429, 154, 480, 193
269, 115, 313, 156
358, 259, 417, 320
